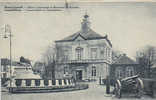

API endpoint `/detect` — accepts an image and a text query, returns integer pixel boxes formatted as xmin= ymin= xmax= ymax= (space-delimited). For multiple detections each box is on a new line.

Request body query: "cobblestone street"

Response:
xmin=2 ymin=82 xmax=155 ymax=100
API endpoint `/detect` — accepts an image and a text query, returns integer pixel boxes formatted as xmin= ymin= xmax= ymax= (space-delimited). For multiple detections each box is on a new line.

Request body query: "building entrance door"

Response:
xmin=76 ymin=70 xmax=82 ymax=81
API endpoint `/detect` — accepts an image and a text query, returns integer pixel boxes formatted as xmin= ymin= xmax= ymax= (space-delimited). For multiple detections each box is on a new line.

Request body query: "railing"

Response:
xmin=7 ymin=79 xmax=75 ymax=87
xmin=56 ymin=59 xmax=111 ymax=64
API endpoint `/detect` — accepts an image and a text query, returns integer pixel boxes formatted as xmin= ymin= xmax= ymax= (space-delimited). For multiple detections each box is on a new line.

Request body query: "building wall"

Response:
xmin=55 ymin=36 xmax=112 ymax=80
xmin=85 ymin=63 xmax=108 ymax=80
xmin=56 ymin=39 xmax=112 ymax=62
xmin=110 ymin=64 xmax=139 ymax=81
xmin=55 ymin=63 xmax=109 ymax=80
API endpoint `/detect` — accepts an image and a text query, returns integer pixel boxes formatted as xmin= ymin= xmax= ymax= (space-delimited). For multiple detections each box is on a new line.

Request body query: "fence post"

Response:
xmin=66 ymin=79 xmax=69 ymax=85
xmin=40 ymin=80 xmax=44 ymax=87
xmin=56 ymin=80 xmax=59 ymax=86
xmin=48 ymin=80 xmax=52 ymax=86
xmin=70 ymin=79 xmax=73 ymax=86
xmin=62 ymin=79 xmax=65 ymax=86
xmin=31 ymin=80 xmax=35 ymax=87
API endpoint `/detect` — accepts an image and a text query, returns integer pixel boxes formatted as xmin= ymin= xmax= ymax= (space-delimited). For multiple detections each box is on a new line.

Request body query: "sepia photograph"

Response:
xmin=0 ymin=0 xmax=156 ymax=100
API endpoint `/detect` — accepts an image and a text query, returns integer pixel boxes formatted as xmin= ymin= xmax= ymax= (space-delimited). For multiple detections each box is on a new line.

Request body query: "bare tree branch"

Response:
xmin=42 ymin=43 xmax=56 ymax=66
xmin=136 ymin=45 xmax=156 ymax=78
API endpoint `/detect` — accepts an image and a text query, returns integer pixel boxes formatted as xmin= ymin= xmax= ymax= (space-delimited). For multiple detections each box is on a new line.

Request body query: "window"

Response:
xmin=63 ymin=50 xmax=69 ymax=60
xmin=76 ymin=47 xmax=83 ymax=60
xmin=100 ymin=50 xmax=104 ymax=58
xmin=3 ymin=73 xmax=7 ymax=78
xmin=116 ymin=67 xmax=122 ymax=79
xmin=126 ymin=67 xmax=134 ymax=77
xmin=3 ymin=66 xmax=7 ymax=72
xmin=92 ymin=66 xmax=96 ymax=76
xmin=64 ymin=66 xmax=68 ymax=74
xmin=91 ymin=48 xmax=97 ymax=59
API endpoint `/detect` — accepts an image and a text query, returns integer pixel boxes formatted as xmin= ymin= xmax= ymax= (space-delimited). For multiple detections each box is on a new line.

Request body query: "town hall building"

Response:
xmin=55 ymin=14 xmax=112 ymax=81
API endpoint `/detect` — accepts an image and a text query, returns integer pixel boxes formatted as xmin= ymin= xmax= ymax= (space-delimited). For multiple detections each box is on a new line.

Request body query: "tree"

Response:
xmin=41 ymin=43 xmax=56 ymax=79
xmin=136 ymin=45 xmax=156 ymax=78
xmin=42 ymin=44 xmax=56 ymax=65
xmin=112 ymin=49 xmax=124 ymax=63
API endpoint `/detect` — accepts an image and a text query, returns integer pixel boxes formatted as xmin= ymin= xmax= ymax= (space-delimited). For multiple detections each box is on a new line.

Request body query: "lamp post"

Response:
xmin=3 ymin=24 xmax=12 ymax=92
xmin=106 ymin=63 xmax=110 ymax=94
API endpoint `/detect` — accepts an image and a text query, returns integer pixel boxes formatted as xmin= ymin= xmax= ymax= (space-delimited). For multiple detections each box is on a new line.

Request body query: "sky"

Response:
xmin=0 ymin=2 xmax=156 ymax=62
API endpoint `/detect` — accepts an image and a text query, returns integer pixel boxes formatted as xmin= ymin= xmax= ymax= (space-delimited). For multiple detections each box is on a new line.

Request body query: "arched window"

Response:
xmin=126 ymin=67 xmax=134 ymax=77
xmin=75 ymin=47 xmax=83 ymax=60
xmin=116 ymin=67 xmax=122 ymax=79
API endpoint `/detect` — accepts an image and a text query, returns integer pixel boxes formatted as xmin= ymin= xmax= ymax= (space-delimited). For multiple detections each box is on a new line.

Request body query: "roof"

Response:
xmin=113 ymin=54 xmax=138 ymax=65
xmin=55 ymin=29 xmax=112 ymax=47
xmin=55 ymin=14 xmax=112 ymax=47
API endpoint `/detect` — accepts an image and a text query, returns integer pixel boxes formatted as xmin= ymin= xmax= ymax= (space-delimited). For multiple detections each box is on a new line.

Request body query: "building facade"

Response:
xmin=55 ymin=14 xmax=112 ymax=81
xmin=110 ymin=54 xmax=140 ymax=84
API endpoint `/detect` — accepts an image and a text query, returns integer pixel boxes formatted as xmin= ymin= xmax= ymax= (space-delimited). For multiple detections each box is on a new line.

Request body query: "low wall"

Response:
xmin=7 ymin=79 xmax=75 ymax=88
xmin=6 ymin=79 xmax=89 ymax=93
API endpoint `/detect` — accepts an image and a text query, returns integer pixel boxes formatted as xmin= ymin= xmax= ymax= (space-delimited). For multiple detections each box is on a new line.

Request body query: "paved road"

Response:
xmin=1 ymin=82 xmax=155 ymax=100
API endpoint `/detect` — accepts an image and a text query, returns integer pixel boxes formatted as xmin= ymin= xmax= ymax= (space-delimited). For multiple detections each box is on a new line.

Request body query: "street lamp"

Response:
xmin=1 ymin=24 xmax=12 ymax=92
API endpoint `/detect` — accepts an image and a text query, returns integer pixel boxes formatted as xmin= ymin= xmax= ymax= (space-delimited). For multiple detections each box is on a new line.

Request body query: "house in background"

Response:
xmin=1 ymin=58 xmax=32 ymax=85
xmin=1 ymin=58 xmax=10 ymax=85
xmin=33 ymin=62 xmax=45 ymax=75
xmin=110 ymin=54 xmax=140 ymax=84
xmin=55 ymin=14 xmax=112 ymax=81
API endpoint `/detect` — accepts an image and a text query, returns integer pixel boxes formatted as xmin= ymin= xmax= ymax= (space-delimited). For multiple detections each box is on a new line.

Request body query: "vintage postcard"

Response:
xmin=0 ymin=0 xmax=156 ymax=100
